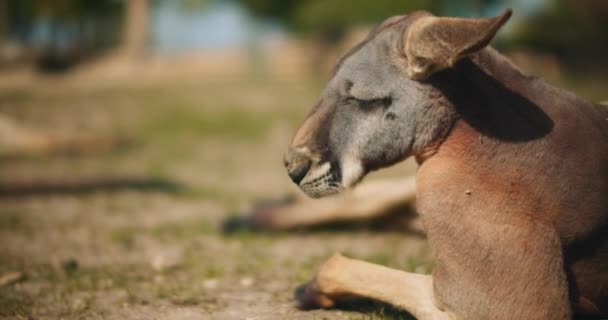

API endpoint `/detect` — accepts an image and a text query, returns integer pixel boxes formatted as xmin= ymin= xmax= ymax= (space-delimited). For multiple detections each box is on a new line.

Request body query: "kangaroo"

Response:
xmin=283 ymin=9 xmax=608 ymax=319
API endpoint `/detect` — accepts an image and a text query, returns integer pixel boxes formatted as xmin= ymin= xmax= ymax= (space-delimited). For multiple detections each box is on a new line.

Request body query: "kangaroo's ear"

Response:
xmin=403 ymin=9 xmax=512 ymax=80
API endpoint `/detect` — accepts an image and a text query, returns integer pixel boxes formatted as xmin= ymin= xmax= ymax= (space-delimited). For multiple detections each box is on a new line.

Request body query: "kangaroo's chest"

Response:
xmin=416 ymin=115 xmax=608 ymax=242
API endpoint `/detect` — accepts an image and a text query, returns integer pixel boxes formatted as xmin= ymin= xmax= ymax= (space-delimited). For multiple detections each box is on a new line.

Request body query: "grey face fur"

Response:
xmin=286 ymin=11 xmax=510 ymax=198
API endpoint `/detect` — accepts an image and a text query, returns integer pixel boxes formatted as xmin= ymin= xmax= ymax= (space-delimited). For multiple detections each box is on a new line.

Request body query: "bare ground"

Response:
xmin=0 ymin=72 xmax=426 ymax=320
xmin=1 ymin=61 xmax=607 ymax=320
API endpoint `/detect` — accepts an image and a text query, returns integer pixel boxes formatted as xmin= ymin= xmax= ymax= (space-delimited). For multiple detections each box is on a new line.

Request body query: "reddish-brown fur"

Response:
xmin=417 ymin=49 xmax=608 ymax=316
xmin=283 ymin=9 xmax=608 ymax=319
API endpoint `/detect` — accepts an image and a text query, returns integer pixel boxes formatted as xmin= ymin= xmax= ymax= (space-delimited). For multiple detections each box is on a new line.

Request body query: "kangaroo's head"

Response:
xmin=285 ymin=9 xmax=512 ymax=198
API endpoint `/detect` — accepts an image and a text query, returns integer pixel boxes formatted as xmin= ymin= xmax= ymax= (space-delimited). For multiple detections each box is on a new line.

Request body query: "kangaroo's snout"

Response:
xmin=285 ymin=149 xmax=312 ymax=185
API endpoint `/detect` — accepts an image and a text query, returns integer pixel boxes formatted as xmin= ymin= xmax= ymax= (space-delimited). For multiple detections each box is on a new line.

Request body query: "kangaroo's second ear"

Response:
xmin=402 ymin=9 xmax=512 ymax=80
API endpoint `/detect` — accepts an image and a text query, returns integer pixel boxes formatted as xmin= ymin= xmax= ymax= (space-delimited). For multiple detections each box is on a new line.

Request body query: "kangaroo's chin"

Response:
xmin=298 ymin=162 xmax=342 ymax=198
xmin=339 ymin=156 xmax=365 ymax=189
xmin=301 ymin=184 xmax=343 ymax=198
xmin=297 ymin=158 xmax=365 ymax=198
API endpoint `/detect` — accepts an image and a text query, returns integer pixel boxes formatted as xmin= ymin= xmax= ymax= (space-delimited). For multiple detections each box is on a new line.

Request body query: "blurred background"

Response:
xmin=0 ymin=1 xmax=606 ymax=319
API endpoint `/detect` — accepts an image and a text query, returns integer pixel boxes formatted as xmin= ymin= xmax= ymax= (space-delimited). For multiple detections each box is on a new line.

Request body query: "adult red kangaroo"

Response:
xmin=283 ymin=9 xmax=608 ymax=320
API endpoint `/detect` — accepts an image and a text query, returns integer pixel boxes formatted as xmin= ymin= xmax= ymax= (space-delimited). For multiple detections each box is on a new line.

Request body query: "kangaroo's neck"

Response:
xmin=413 ymin=48 xmax=555 ymax=166
xmin=470 ymin=47 xmax=534 ymax=89
xmin=436 ymin=49 xmax=552 ymax=140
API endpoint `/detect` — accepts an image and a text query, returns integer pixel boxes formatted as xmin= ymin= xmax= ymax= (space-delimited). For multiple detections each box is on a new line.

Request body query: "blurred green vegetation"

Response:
xmin=5 ymin=0 xmax=123 ymax=70
xmin=3 ymin=0 xmax=608 ymax=73
xmin=11 ymin=0 xmax=121 ymax=19
xmin=242 ymin=0 xmax=436 ymax=38
xmin=509 ymin=0 xmax=608 ymax=69
xmin=242 ymin=0 xmax=608 ymax=71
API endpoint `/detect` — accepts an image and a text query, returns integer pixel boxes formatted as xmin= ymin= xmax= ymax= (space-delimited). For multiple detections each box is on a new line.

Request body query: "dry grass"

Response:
xmin=0 ymin=70 xmax=422 ymax=320
xmin=1 ymin=61 xmax=605 ymax=319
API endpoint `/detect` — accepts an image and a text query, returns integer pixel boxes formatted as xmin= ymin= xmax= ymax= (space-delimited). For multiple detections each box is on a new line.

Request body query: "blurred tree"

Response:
xmin=509 ymin=0 xmax=608 ymax=71
xmin=242 ymin=0 xmax=608 ymax=73
xmin=240 ymin=0 xmax=522 ymax=42
xmin=174 ymin=0 xmax=211 ymax=12
xmin=123 ymin=0 xmax=150 ymax=58
xmin=240 ymin=0 xmax=304 ymax=25
xmin=0 ymin=0 xmax=6 ymax=45
xmin=5 ymin=0 xmax=122 ymax=46
xmin=34 ymin=0 xmax=122 ymax=20
xmin=241 ymin=0 xmax=532 ymax=74
xmin=4 ymin=0 xmax=123 ymax=71
xmin=27 ymin=0 xmax=152 ymax=59
xmin=242 ymin=0 xmax=441 ymax=39
xmin=293 ymin=0 xmax=434 ymax=39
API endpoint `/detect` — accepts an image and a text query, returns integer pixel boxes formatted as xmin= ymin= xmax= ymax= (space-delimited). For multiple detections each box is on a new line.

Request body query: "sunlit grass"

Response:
xmin=1 ymin=70 xmax=603 ymax=319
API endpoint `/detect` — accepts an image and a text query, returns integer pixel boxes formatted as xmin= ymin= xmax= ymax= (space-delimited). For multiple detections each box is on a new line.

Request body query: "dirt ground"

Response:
xmin=1 ymin=62 xmax=606 ymax=320
xmin=0 ymin=70 xmax=430 ymax=320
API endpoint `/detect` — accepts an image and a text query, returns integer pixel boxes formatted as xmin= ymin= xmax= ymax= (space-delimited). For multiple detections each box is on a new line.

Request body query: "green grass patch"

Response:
xmin=110 ymin=218 xmax=215 ymax=248
xmin=149 ymin=219 xmax=215 ymax=239
xmin=0 ymin=87 xmax=34 ymax=104
xmin=110 ymin=228 xmax=136 ymax=250
xmin=0 ymin=210 xmax=31 ymax=235
xmin=143 ymin=108 xmax=274 ymax=142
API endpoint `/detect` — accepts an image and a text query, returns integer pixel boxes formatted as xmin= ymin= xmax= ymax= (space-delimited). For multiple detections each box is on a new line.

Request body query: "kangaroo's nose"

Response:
xmin=284 ymin=149 xmax=312 ymax=185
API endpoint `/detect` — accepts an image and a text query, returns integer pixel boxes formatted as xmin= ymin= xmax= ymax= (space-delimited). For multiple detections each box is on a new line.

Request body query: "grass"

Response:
xmin=0 ymin=288 xmax=33 ymax=317
xmin=110 ymin=218 xmax=215 ymax=248
xmin=9 ymin=69 xmax=606 ymax=319
xmin=0 ymin=73 xmax=426 ymax=319
xmin=0 ymin=210 xmax=29 ymax=234
xmin=144 ymin=108 xmax=275 ymax=141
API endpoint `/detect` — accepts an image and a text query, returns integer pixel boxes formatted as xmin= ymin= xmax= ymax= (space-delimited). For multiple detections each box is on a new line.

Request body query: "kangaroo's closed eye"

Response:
xmin=346 ymin=96 xmax=392 ymax=109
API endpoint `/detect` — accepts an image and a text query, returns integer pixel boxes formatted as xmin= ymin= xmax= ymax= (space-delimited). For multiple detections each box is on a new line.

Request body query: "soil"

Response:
xmin=0 ymin=70 xmax=426 ymax=320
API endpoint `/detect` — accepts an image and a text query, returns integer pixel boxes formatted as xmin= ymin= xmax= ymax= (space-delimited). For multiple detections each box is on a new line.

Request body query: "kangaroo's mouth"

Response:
xmin=298 ymin=162 xmax=343 ymax=198
xmin=298 ymin=158 xmax=364 ymax=198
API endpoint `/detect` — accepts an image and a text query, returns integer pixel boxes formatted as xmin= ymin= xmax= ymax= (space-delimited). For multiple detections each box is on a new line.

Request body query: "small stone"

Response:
xmin=203 ymin=279 xmax=219 ymax=289
xmin=239 ymin=277 xmax=254 ymax=287
xmin=0 ymin=271 xmax=23 ymax=286
xmin=101 ymin=278 xmax=114 ymax=289
xmin=151 ymin=250 xmax=182 ymax=272
xmin=465 ymin=189 xmax=472 ymax=195
xmin=154 ymin=275 xmax=165 ymax=284
xmin=71 ymin=298 xmax=88 ymax=312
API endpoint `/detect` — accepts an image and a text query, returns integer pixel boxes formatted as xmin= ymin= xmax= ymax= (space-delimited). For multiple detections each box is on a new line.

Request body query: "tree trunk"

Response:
xmin=0 ymin=0 xmax=7 ymax=46
xmin=123 ymin=0 xmax=150 ymax=58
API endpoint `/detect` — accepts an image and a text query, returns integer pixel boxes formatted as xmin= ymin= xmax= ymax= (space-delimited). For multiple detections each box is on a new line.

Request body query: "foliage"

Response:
xmin=6 ymin=0 xmax=124 ymax=60
xmin=241 ymin=0 xmax=608 ymax=70
xmin=509 ymin=0 xmax=608 ymax=66
xmin=292 ymin=0 xmax=433 ymax=33
xmin=241 ymin=0 xmax=438 ymax=34
xmin=10 ymin=0 xmax=122 ymax=20
xmin=239 ymin=0 xmax=304 ymax=22
xmin=240 ymin=0 xmax=522 ymax=34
